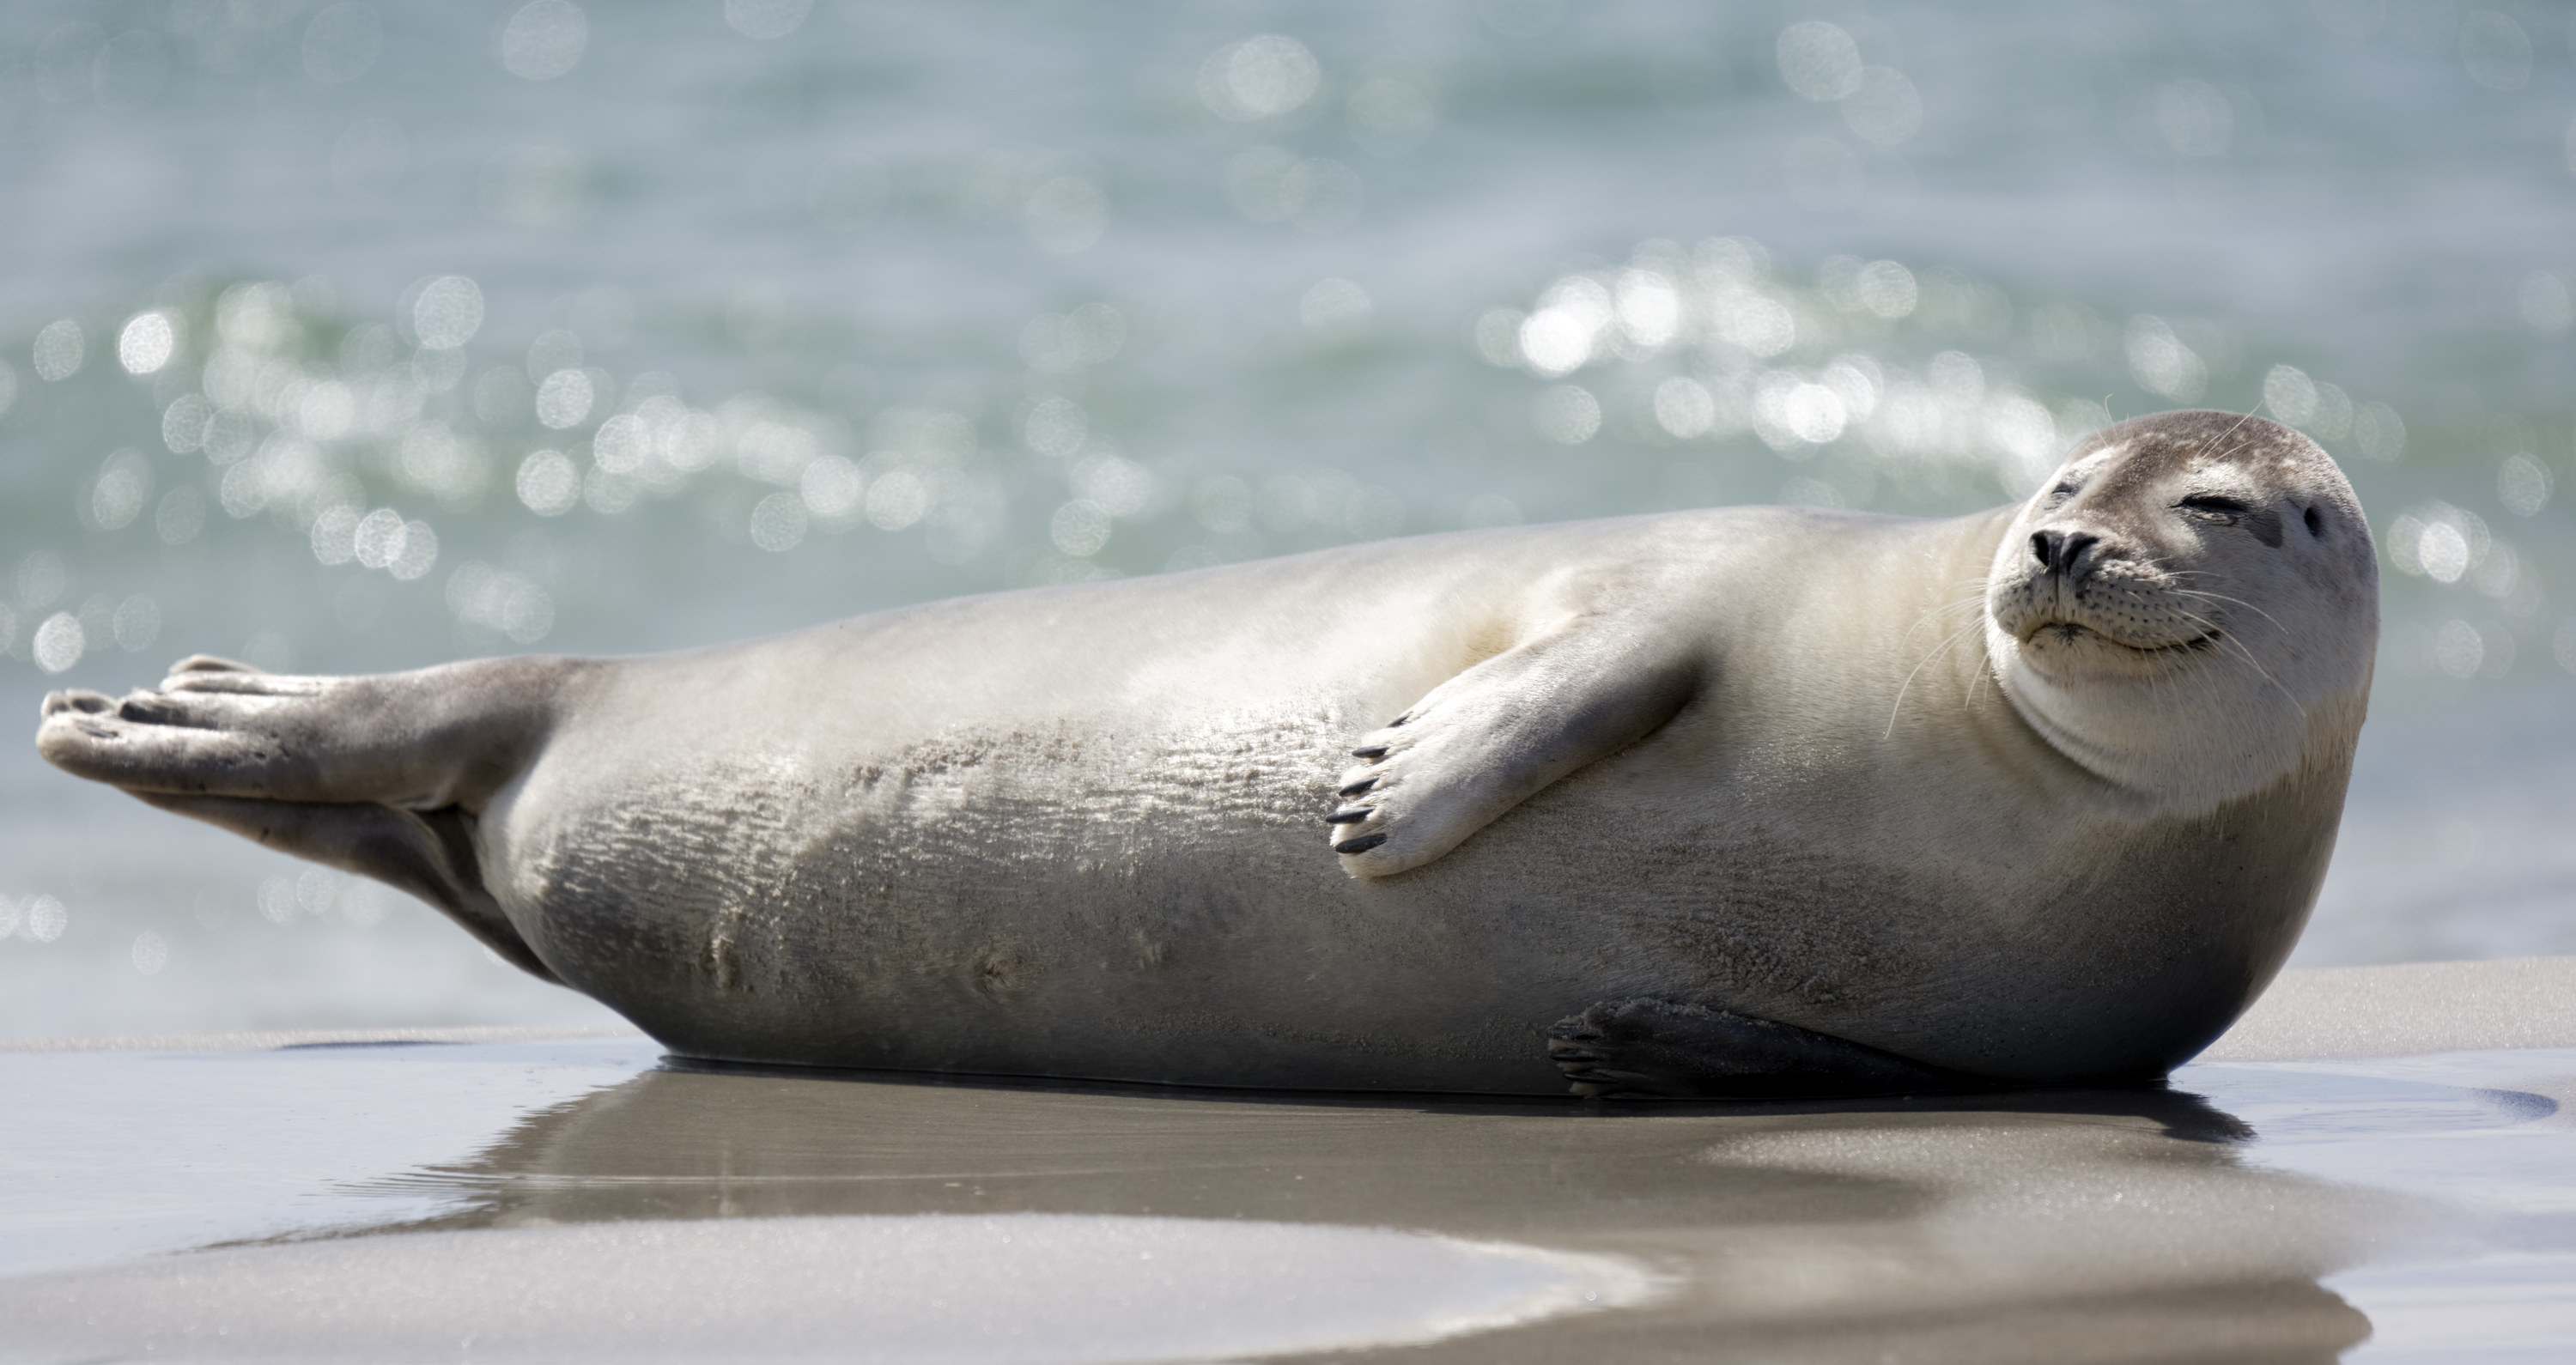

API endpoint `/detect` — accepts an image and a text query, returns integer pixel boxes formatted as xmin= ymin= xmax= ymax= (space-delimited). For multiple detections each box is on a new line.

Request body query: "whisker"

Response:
xmin=2171 ymin=606 xmax=2306 ymax=718
xmin=1886 ymin=615 xmax=1989 ymax=741
xmin=2169 ymin=587 xmax=2289 ymax=637
xmin=1894 ymin=575 xmax=1994 ymax=653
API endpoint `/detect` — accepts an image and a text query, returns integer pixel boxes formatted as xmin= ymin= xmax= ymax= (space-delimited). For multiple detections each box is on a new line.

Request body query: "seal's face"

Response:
xmin=1984 ymin=411 xmax=2378 ymax=806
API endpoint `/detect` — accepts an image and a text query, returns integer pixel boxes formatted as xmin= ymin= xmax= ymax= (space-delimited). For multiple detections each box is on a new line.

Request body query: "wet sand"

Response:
xmin=5 ymin=962 xmax=2576 ymax=1362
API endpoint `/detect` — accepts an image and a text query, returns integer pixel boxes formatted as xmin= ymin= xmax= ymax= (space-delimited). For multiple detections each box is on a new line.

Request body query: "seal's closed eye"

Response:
xmin=2178 ymin=493 xmax=2282 ymax=546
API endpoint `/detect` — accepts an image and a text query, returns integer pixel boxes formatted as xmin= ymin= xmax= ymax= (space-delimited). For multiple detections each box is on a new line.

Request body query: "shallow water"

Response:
xmin=4 ymin=1037 xmax=2576 ymax=1361
xmin=3 ymin=3 xmax=2575 ymax=1033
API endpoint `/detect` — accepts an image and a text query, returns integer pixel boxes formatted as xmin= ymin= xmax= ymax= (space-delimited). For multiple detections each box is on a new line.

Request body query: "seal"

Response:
xmin=34 ymin=410 xmax=2377 ymax=1096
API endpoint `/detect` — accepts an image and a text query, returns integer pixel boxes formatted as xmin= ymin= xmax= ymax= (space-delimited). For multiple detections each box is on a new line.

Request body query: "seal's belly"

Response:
xmin=480 ymin=708 xmax=1595 ymax=1089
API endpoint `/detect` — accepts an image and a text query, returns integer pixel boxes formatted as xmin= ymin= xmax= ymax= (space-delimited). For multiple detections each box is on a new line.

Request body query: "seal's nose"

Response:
xmin=2030 ymin=529 xmax=2101 ymax=579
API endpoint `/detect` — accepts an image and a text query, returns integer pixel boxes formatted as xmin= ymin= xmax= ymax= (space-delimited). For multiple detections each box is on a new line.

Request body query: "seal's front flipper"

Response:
xmin=1546 ymin=998 xmax=1984 ymax=1099
xmin=1328 ymin=622 xmax=1698 ymax=877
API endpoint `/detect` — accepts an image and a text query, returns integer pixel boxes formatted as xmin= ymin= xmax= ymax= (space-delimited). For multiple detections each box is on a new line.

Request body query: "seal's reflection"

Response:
xmin=355 ymin=1064 xmax=2375 ymax=1363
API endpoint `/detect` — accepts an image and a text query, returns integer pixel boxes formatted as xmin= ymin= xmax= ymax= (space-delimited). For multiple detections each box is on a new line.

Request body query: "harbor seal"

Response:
xmin=34 ymin=410 xmax=2376 ymax=1096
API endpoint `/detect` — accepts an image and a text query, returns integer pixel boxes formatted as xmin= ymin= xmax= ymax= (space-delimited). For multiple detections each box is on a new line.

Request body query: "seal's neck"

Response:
xmin=1984 ymin=621 xmax=2354 ymax=811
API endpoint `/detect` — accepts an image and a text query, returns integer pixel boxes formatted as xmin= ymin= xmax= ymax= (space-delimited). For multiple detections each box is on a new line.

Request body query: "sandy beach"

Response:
xmin=3 ymin=957 xmax=2574 ymax=1362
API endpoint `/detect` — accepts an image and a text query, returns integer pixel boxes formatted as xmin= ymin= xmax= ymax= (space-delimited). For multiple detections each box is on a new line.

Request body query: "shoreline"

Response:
xmin=11 ymin=956 xmax=2575 ymax=1065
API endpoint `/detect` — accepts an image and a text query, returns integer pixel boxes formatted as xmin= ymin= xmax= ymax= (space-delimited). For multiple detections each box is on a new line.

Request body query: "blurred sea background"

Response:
xmin=2 ymin=0 xmax=2573 ymax=1036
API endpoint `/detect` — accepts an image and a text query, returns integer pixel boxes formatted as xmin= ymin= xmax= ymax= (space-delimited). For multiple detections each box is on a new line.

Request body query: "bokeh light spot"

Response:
xmin=1199 ymin=35 xmax=1321 ymax=121
xmin=89 ymin=450 xmax=153 ymax=531
xmin=1299 ymin=278 xmax=1372 ymax=332
xmin=516 ymin=451 xmax=580 ymax=517
xmin=1024 ymin=397 xmax=1088 ymax=458
xmin=447 ymin=562 xmax=556 ymax=644
xmin=155 ymin=487 xmax=204 ymax=545
xmin=2420 ymin=522 xmax=2470 ymax=583
xmin=117 ymin=312 xmax=176 ymax=375
xmin=33 ymin=612 xmax=83 ymax=674
xmin=800 ymin=455 xmax=863 ymax=522
xmin=1347 ymin=78 xmax=1436 ymax=156
xmin=24 ymin=895 xmax=66 ymax=943
xmin=33 ymin=319 xmax=84 ymax=382
xmin=411 ymin=276 xmax=485 ymax=350
xmin=725 ymin=0 xmax=812 ymax=40
xmin=112 ymin=595 xmax=158 ymax=653
xmin=2498 ymin=452 xmax=2551 ymax=516
xmin=2433 ymin=619 xmax=2484 ymax=677
xmin=2124 ymin=316 xmax=2206 ymax=402
xmin=1777 ymin=21 xmax=1862 ymax=101
xmin=500 ymin=0 xmax=587 ymax=81
xmin=750 ymin=492 xmax=809 ymax=552
xmin=1461 ymin=494 xmax=1522 ymax=529
xmin=2352 ymin=402 xmax=2407 ymax=462
xmin=1855 ymin=261 xmax=1918 ymax=318
xmin=2458 ymin=9 xmax=2530 ymax=90
xmin=1050 ymin=500 xmax=1112 ymax=557
xmin=866 ymin=470 xmax=928 ymax=531
xmin=1533 ymin=385 xmax=1601 ymax=445
xmin=1843 ymin=68 xmax=1922 ymax=145
xmin=353 ymin=509 xmax=406 ymax=570
xmin=1654 ymin=377 xmax=1716 ymax=439
xmin=2263 ymin=365 xmax=2318 ymax=425
xmin=534 ymin=369 xmax=596 ymax=429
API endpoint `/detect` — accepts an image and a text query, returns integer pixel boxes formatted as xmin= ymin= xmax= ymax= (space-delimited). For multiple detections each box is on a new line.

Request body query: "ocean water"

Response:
xmin=1 ymin=0 xmax=2572 ymax=1034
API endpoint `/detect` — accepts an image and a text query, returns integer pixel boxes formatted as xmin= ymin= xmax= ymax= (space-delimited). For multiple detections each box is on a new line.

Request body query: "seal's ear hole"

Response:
xmin=2302 ymin=506 xmax=2324 ymax=539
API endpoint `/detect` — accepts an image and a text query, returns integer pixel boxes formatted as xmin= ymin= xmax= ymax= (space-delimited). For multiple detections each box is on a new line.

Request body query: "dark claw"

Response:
xmin=1387 ymin=713 xmax=1409 ymax=727
xmin=119 ymin=694 xmax=185 ymax=724
xmin=75 ymin=720 xmax=118 ymax=738
xmin=1334 ymin=832 xmax=1389 ymax=856
xmin=1337 ymin=775 xmax=1378 ymax=798
xmin=1350 ymin=744 xmax=1389 ymax=760
xmin=1323 ymin=805 xmax=1374 ymax=825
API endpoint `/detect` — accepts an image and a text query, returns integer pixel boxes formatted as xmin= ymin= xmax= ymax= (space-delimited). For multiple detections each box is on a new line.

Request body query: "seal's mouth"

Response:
xmin=2014 ymin=616 xmax=2220 ymax=655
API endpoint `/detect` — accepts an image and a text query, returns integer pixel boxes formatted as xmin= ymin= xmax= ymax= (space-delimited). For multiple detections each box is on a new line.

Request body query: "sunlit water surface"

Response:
xmin=3 ymin=2 xmax=2576 ymax=1034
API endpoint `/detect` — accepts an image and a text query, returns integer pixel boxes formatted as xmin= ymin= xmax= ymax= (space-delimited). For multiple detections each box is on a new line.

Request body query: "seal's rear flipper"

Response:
xmin=1547 ymin=998 xmax=1987 ymax=1099
xmin=35 ymin=655 xmax=573 ymax=811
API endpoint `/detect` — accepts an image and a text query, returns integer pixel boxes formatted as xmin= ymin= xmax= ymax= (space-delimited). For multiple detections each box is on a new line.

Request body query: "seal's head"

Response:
xmin=1984 ymin=410 xmax=2378 ymax=807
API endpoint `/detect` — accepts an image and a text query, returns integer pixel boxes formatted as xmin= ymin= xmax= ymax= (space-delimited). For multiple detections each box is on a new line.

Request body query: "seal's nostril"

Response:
xmin=2033 ymin=529 xmax=2102 ymax=579
xmin=2059 ymin=531 xmax=2101 ymax=579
